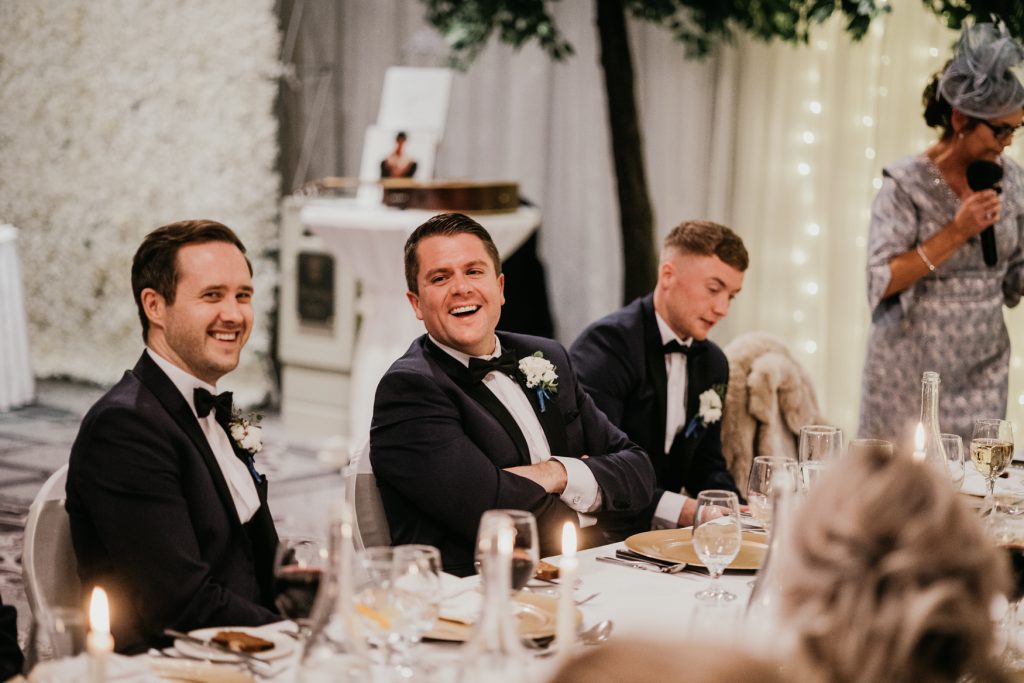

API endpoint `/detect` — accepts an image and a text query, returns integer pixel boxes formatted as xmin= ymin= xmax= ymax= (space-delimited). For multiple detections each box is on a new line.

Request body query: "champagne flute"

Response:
xmin=971 ymin=418 xmax=1014 ymax=502
xmin=798 ymin=425 xmax=843 ymax=463
xmin=692 ymin=490 xmax=742 ymax=602
xmin=475 ymin=510 xmax=538 ymax=592
xmin=940 ymin=433 xmax=966 ymax=491
xmin=273 ymin=537 xmax=325 ymax=624
xmin=746 ymin=456 xmax=797 ymax=533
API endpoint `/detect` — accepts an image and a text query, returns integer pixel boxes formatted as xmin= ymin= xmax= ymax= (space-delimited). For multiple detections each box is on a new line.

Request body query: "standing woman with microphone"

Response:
xmin=859 ymin=23 xmax=1024 ymax=446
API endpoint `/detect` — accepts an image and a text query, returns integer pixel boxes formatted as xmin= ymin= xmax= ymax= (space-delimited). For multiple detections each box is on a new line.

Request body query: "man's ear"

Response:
xmin=498 ymin=273 xmax=505 ymax=306
xmin=140 ymin=288 xmax=166 ymax=330
xmin=407 ymin=290 xmax=424 ymax=321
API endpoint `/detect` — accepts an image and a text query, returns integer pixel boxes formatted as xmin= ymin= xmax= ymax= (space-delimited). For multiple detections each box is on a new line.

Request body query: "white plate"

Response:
xmin=174 ymin=626 xmax=296 ymax=663
xmin=961 ymin=462 xmax=1024 ymax=497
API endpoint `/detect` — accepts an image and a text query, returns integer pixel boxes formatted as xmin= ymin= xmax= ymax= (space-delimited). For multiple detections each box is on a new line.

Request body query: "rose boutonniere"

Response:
xmin=228 ymin=408 xmax=263 ymax=455
xmin=684 ymin=384 xmax=726 ymax=438
xmin=518 ymin=351 xmax=558 ymax=412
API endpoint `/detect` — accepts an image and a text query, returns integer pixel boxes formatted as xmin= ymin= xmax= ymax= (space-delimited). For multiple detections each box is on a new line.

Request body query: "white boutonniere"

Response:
xmin=518 ymin=352 xmax=558 ymax=412
xmin=228 ymin=408 xmax=263 ymax=455
xmin=684 ymin=384 xmax=726 ymax=438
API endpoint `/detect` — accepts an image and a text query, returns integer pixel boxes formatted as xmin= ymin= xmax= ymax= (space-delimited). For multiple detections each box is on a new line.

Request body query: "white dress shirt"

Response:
xmin=651 ymin=313 xmax=692 ymax=529
xmin=430 ymin=336 xmax=601 ymax=525
xmin=146 ymin=348 xmax=261 ymax=523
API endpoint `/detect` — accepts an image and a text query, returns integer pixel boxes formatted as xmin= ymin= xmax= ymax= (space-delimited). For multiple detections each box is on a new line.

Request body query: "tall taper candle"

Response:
xmin=913 ymin=422 xmax=926 ymax=463
xmin=87 ymin=587 xmax=114 ymax=683
xmin=556 ymin=522 xmax=578 ymax=662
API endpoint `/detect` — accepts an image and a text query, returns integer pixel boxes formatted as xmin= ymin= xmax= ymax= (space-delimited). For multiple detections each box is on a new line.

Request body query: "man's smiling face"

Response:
xmin=407 ymin=232 xmax=504 ymax=357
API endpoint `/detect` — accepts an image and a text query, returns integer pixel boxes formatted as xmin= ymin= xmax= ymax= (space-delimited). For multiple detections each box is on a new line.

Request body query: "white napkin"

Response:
xmin=29 ymin=654 xmax=159 ymax=682
xmin=438 ymin=572 xmax=482 ymax=624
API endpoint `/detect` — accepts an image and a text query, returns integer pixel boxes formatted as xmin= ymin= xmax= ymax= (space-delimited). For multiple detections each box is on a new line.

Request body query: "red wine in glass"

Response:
xmin=274 ymin=565 xmax=322 ymax=619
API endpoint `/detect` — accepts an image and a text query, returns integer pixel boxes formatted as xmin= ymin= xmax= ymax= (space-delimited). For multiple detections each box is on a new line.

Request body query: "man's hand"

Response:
xmin=677 ymin=497 xmax=697 ymax=527
xmin=505 ymin=459 xmax=568 ymax=494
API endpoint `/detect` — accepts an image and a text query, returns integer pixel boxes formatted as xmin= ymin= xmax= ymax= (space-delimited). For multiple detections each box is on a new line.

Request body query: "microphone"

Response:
xmin=966 ymin=160 xmax=1003 ymax=267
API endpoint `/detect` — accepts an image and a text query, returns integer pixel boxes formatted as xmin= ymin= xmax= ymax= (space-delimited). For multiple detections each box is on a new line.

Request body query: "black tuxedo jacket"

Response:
xmin=369 ymin=332 xmax=655 ymax=575
xmin=570 ymin=294 xmax=740 ymax=533
xmin=66 ymin=352 xmax=279 ymax=654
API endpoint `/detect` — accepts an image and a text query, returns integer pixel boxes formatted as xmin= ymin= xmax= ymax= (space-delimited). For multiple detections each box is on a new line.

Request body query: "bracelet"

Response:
xmin=915 ymin=243 xmax=936 ymax=272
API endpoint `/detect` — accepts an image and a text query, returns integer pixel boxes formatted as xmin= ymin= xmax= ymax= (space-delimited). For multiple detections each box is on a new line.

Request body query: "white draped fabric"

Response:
xmin=333 ymin=2 xmax=1024 ymax=438
xmin=0 ymin=225 xmax=35 ymax=412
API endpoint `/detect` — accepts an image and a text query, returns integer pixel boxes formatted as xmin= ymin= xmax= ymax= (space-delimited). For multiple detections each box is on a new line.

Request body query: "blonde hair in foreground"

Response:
xmin=779 ymin=447 xmax=1011 ymax=683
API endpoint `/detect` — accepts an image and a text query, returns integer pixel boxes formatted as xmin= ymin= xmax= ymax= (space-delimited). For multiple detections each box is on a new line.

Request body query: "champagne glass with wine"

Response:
xmin=971 ymin=418 xmax=1014 ymax=502
xmin=273 ymin=537 xmax=325 ymax=625
xmin=692 ymin=490 xmax=742 ymax=602
xmin=475 ymin=510 xmax=538 ymax=592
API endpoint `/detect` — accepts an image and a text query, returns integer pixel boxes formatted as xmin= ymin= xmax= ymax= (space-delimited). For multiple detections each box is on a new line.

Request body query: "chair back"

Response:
xmin=344 ymin=440 xmax=391 ymax=549
xmin=23 ymin=465 xmax=81 ymax=618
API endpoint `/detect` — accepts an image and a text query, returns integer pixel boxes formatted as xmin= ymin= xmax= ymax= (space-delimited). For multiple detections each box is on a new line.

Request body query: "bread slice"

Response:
xmin=535 ymin=559 xmax=560 ymax=581
xmin=211 ymin=630 xmax=275 ymax=653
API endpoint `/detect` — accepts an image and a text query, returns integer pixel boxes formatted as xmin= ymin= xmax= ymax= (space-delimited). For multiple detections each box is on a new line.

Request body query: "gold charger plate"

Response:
xmin=426 ymin=590 xmax=581 ymax=642
xmin=625 ymin=527 xmax=768 ymax=571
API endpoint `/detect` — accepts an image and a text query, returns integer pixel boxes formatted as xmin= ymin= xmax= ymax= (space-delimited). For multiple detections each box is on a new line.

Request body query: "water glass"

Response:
xmin=798 ymin=425 xmax=843 ymax=463
xmin=746 ymin=456 xmax=797 ymax=532
xmin=798 ymin=460 xmax=830 ymax=492
xmin=940 ymin=433 xmax=966 ymax=491
xmin=692 ymin=490 xmax=742 ymax=602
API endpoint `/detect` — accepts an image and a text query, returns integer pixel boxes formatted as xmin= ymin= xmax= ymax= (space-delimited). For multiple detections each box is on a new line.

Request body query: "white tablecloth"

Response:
xmin=0 ymin=225 xmax=34 ymax=412
xmin=300 ymin=200 xmax=541 ymax=444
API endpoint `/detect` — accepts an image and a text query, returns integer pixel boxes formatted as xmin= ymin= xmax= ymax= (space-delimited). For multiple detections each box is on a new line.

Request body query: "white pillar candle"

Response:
xmin=913 ymin=422 xmax=926 ymax=463
xmin=556 ymin=522 xmax=578 ymax=662
xmin=87 ymin=587 xmax=114 ymax=683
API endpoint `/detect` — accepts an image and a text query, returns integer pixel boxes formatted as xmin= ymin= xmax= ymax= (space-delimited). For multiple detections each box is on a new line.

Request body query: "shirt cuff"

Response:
xmin=553 ymin=456 xmax=602 ymax=513
xmin=652 ymin=490 xmax=686 ymax=529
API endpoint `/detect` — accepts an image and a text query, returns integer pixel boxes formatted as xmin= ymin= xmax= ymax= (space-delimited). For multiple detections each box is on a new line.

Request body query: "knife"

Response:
xmin=597 ymin=556 xmax=666 ymax=572
xmin=614 ymin=550 xmax=691 ymax=573
xmin=164 ymin=629 xmax=272 ymax=671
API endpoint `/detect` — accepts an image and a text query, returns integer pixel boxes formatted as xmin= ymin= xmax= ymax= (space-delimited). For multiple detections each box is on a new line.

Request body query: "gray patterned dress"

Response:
xmin=859 ymin=154 xmax=1024 ymax=446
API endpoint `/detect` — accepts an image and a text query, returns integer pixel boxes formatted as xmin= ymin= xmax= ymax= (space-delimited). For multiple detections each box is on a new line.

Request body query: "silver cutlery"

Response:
xmin=164 ymin=628 xmax=273 ymax=674
xmin=527 ymin=619 xmax=614 ymax=655
xmin=613 ymin=550 xmax=691 ymax=573
xmin=597 ymin=556 xmax=680 ymax=573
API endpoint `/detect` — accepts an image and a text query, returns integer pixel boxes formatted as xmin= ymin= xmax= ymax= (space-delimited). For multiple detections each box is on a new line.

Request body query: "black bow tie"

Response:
xmin=467 ymin=350 xmax=519 ymax=383
xmin=663 ymin=340 xmax=693 ymax=356
xmin=194 ymin=387 xmax=233 ymax=422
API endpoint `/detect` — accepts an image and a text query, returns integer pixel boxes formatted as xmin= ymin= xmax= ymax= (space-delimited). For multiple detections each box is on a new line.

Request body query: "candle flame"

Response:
xmin=914 ymin=423 xmax=925 ymax=452
xmin=90 ymin=587 xmax=110 ymax=636
xmin=497 ymin=526 xmax=513 ymax=555
xmin=561 ymin=522 xmax=576 ymax=558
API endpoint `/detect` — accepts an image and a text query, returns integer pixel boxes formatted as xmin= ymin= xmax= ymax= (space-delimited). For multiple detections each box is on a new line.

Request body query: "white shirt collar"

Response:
xmin=428 ymin=335 xmax=502 ymax=367
xmin=146 ymin=348 xmax=217 ymax=416
xmin=653 ymin=311 xmax=692 ymax=349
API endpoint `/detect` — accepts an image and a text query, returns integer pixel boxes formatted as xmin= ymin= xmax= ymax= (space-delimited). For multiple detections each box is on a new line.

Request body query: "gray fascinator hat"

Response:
xmin=939 ymin=22 xmax=1024 ymax=119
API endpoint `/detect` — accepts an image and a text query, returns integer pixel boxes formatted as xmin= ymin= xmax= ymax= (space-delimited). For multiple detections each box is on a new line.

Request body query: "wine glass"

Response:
xmin=746 ymin=456 xmax=797 ymax=533
xmin=940 ymin=433 xmax=966 ymax=491
xmin=848 ymin=438 xmax=893 ymax=458
xmin=354 ymin=545 xmax=442 ymax=674
xmin=988 ymin=498 xmax=1024 ymax=668
xmin=798 ymin=425 xmax=843 ymax=463
xmin=475 ymin=509 xmax=538 ymax=592
xmin=971 ymin=418 xmax=1014 ymax=502
xmin=692 ymin=490 xmax=742 ymax=602
xmin=273 ymin=537 xmax=325 ymax=625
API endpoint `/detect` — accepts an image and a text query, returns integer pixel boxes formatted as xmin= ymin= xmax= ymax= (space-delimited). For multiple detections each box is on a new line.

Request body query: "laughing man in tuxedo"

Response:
xmin=370 ymin=213 xmax=655 ymax=575
xmin=66 ymin=220 xmax=279 ymax=653
xmin=570 ymin=220 xmax=747 ymax=535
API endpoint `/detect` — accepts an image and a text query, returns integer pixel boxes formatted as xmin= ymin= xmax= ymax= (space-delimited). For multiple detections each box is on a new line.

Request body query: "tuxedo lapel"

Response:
xmin=499 ymin=336 xmax=569 ymax=458
xmin=131 ymin=353 xmax=243 ymax=530
xmin=684 ymin=341 xmax=713 ymax=428
xmin=640 ymin=299 xmax=669 ymax=455
xmin=425 ymin=340 xmax=532 ymax=466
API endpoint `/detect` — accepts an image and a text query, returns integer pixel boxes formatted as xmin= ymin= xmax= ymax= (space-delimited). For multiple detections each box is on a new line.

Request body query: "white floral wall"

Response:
xmin=0 ymin=1 xmax=281 ymax=403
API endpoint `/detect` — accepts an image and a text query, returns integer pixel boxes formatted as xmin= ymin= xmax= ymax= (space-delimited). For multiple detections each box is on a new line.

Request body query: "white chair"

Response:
xmin=344 ymin=440 xmax=391 ymax=549
xmin=23 ymin=465 xmax=82 ymax=618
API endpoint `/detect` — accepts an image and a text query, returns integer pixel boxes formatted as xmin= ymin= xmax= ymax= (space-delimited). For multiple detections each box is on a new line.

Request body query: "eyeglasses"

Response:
xmin=976 ymin=119 xmax=1024 ymax=143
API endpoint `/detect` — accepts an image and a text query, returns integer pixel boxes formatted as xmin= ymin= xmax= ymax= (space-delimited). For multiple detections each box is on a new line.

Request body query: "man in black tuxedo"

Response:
xmin=66 ymin=220 xmax=279 ymax=653
xmin=570 ymin=220 xmax=747 ymax=534
xmin=370 ymin=213 xmax=655 ymax=575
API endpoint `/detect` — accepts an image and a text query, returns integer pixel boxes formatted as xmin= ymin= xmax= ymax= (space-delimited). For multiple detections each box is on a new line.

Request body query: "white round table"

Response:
xmin=0 ymin=224 xmax=34 ymax=412
xmin=300 ymin=200 xmax=541 ymax=445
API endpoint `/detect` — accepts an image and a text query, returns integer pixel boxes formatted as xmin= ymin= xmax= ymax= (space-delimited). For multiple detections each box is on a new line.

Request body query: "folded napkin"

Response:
xmin=147 ymin=656 xmax=255 ymax=682
xmin=29 ymin=654 xmax=159 ymax=682
xmin=439 ymin=572 xmax=482 ymax=624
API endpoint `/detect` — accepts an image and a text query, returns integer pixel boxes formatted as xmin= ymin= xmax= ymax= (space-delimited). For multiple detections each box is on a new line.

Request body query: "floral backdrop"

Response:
xmin=0 ymin=1 xmax=281 ymax=403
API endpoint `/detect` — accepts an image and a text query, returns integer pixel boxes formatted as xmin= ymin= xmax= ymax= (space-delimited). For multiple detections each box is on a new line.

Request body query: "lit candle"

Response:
xmin=913 ymin=422 xmax=926 ymax=463
xmin=556 ymin=522 xmax=578 ymax=661
xmin=87 ymin=587 xmax=114 ymax=682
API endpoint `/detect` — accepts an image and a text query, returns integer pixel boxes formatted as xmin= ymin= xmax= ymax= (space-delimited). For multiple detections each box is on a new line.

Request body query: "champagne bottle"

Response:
xmin=919 ymin=371 xmax=950 ymax=478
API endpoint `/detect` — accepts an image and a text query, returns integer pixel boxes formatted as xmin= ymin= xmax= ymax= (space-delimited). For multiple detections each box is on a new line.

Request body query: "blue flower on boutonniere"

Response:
xmin=684 ymin=384 xmax=726 ymax=438
xmin=518 ymin=352 xmax=559 ymax=412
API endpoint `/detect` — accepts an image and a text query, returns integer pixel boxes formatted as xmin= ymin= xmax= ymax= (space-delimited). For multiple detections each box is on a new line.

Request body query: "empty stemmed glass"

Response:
xmin=940 ymin=433 xmax=966 ymax=491
xmin=692 ymin=490 xmax=742 ymax=602
xmin=746 ymin=456 xmax=797 ymax=533
xmin=354 ymin=544 xmax=442 ymax=676
xmin=475 ymin=510 xmax=538 ymax=593
xmin=798 ymin=425 xmax=843 ymax=463
xmin=971 ymin=419 xmax=1015 ymax=503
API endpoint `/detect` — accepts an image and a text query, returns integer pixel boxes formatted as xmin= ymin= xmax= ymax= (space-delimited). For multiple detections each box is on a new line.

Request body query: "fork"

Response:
xmin=613 ymin=550 xmax=691 ymax=573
